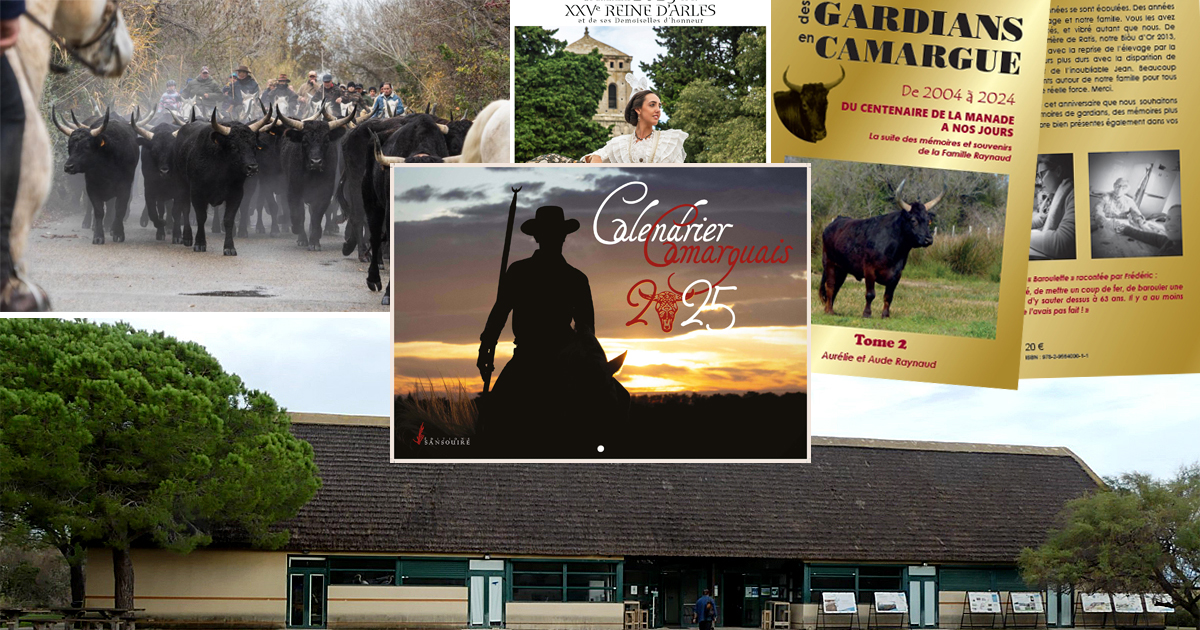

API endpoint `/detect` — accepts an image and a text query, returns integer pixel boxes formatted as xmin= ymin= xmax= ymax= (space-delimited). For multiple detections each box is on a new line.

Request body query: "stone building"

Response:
xmin=565 ymin=28 xmax=634 ymax=138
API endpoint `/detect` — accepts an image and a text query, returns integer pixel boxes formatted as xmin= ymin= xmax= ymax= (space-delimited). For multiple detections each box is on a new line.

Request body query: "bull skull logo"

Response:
xmin=626 ymin=273 xmax=711 ymax=333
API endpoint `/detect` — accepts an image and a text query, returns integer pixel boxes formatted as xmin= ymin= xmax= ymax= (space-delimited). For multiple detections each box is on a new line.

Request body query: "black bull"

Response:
xmin=773 ymin=66 xmax=845 ymax=143
xmin=819 ymin=191 xmax=942 ymax=319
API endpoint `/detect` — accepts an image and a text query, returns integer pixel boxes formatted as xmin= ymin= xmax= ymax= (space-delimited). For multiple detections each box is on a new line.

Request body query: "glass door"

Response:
xmin=1047 ymin=586 xmax=1074 ymax=627
xmin=907 ymin=569 xmax=937 ymax=628
xmin=469 ymin=559 xmax=505 ymax=627
xmin=287 ymin=560 xmax=328 ymax=629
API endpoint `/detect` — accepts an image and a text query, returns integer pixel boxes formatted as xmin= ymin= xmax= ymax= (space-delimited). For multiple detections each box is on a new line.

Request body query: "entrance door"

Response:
xmin=469 ymin=560 xmax=505 ymax=627
xmin=907 ymin=567 xmax=937 ymax=628
xmin=663 ymin=574 xmax=681 ymax=626
xmin=287 ymin=567 xmax=327 ymax=628
xmin=1047 ymin=586 xmax=1074 ymax=627
xmin=723 ymin=574 xmax=745 ymax=628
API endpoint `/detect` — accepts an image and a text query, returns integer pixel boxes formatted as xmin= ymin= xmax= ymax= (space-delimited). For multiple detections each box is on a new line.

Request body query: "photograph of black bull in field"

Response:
xmin=774 ymin=65 xmax=845 ymax=143
xmin=820 ymin=180 xmax=941 ymax=319
xmin=802 ymin=158 xmax=1007 ymax=340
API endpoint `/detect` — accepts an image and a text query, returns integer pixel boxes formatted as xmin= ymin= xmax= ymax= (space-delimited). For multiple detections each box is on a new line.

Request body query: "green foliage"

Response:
xmin=808 ymin=157 xmax=1009 ymax=231
xmin=1019 ymin=468 xmax=1200 ymax=625
xmin=0 ymin=319 xmax=320 ymax=561
xmin=641 ymin=27 xmax=764 ymax=113
xmin=645 ymin=27 xmax=766 ymax=163
xmin=514 ymin=27 xmax=611 ymax=162
xmin=516 ymin=25 xmax=565 ymax=60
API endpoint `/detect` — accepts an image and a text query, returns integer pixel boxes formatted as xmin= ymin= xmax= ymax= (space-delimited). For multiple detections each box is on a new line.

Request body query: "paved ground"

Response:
xmin=22 ymin=202 xmax=389 ymax=312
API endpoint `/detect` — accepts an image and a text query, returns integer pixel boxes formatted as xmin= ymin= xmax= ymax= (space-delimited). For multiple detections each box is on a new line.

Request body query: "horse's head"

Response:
xmin=50 ymin=0 xmax=134 ymax=77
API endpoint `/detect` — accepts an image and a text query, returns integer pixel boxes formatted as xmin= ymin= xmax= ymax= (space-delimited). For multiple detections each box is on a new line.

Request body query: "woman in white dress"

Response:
xmin=582 ymin=75 xmax=688 ymax=164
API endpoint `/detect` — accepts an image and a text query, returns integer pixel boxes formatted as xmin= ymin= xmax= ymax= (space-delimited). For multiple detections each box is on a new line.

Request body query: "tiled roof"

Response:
xmin=279 ymin=419 xmax=1100 ymax=563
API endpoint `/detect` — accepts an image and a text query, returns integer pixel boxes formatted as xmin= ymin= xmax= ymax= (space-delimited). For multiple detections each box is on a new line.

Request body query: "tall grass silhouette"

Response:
xmin=395 ymin=376 xmax=478 ymax=440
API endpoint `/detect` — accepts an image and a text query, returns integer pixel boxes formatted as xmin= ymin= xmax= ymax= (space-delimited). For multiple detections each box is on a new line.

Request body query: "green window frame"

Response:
xmin=306 ymin=556 xmax=469 ymax=587
xmin=939 ymin=567 xmax=1029 ymax=592
xmin=510 ymin=560 xmax=621 ymax=603
xmin=806 ymin=565 xmax=905 ymax=605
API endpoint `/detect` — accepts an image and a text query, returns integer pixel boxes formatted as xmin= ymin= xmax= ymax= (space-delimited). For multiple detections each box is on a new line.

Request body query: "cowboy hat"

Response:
xmin=521 ymin=206 xmax=579 ymax=237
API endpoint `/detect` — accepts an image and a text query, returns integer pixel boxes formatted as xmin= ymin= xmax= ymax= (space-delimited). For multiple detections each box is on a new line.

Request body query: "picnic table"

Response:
xmin=0 ymin=609 xmax=142 ymax=630
xmin=53 ymin=608 xmax=142 ymax=630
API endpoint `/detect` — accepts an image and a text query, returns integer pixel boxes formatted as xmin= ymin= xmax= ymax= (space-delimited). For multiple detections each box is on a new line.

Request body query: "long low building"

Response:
xmin=86 ymin=413 xmax=1103 ymax=629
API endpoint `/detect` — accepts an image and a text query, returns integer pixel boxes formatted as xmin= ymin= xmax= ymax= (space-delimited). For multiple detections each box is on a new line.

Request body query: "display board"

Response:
xmin=1143 ymin=594 xmax=1175 ymax=614
xmin=1020 ymin=0 xmax=1200 ymax=377
xmin=823 ymin=592 xmax=859 ymax=614
xmin=1080 ymin=593 xmax=1114 ymax=613
xmin=874 ymin=592 xmax=908 ymax=614
xmin=968 ymin=592 xmax=1003 ymax=614
xmin=1010 ymin=592 xmax=1045 ymax=614
xmin=775 ymin=0 xmax=1052 ymax=388
xmin=1112 ymin=593 xmax=1145 ymax=614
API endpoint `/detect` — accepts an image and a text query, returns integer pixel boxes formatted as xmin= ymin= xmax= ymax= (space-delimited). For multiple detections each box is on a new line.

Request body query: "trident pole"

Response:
xmin=482 ymin=186 xmax=521 ymax=394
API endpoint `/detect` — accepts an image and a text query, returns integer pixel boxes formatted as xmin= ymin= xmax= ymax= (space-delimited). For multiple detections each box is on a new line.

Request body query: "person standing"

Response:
xmin=693 ymin=589 xmax=718 ymax=630
xmin=371 ymin=82 xmax=403 ymax=118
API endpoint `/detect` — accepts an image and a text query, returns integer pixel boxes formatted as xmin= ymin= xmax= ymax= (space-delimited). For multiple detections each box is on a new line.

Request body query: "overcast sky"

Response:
xmin=88 ymin=315 xmax=391 ymax=417
xmin=812 ymin=372 xmax=1200 ymax=480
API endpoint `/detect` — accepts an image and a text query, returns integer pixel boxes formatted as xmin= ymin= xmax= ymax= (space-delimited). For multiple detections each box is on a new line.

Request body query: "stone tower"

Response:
xmin=565 ymin=28 xmax=634 ymax=138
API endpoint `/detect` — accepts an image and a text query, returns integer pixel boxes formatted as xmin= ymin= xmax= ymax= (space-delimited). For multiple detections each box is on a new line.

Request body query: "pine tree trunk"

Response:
xmin=57 ymin=543 xmax=87 ymax=607
xmin=112 ymin=548 xmax=135 ymax=609
xmin=70 ymin=560 xmax=86 ymax=607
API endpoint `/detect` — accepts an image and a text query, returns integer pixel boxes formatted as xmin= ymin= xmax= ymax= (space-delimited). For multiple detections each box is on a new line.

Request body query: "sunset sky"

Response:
xmin=393 ymin=166 xmax=808 ymax=395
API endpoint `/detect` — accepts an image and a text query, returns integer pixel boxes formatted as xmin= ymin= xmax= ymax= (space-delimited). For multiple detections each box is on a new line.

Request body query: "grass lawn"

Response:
xmin=810 ymin=262 xmax=1000 ymax=339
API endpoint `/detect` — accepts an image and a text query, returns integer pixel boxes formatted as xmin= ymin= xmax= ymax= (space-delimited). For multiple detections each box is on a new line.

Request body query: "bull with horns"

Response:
xmin=172 ymin=108 xmax=274 ymax=255
xmin=278 ymin=101 xmax=358 ymax=251
xmin=52 ymin=106 xmax=140 ymax=245
xmin=773 ymin=65 xmax=845 ymax=143
xmin=819 ymin=180 xmax=943 ymax=319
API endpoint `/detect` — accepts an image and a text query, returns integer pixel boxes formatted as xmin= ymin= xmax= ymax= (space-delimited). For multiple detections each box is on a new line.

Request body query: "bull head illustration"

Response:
xmin=774 ymin=65 xmax=845 ymax=143
xmin=626 ymin=273 xmax=711 ymax=333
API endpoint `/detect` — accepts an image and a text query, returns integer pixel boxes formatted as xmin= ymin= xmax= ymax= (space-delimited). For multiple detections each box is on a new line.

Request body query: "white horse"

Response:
xmin=5 ymin=0 xmax=132 ymax=309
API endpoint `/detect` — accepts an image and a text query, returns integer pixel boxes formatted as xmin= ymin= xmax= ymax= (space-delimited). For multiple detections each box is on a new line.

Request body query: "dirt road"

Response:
xmin=22 ymin=204 xmax=388 ymax=312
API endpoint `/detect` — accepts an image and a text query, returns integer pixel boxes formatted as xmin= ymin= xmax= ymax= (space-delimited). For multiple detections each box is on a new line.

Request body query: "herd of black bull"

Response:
xmin=51 ymin=101 xmax=474 ymax=305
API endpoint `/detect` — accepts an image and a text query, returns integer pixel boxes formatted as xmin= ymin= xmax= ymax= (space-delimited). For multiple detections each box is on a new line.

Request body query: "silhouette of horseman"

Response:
xmin=477 ymin=205 xmax=628 ymax=453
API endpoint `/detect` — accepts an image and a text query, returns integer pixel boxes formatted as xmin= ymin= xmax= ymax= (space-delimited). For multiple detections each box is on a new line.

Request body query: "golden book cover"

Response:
xmin=773 ymin=0 xmax=1052 ymax=388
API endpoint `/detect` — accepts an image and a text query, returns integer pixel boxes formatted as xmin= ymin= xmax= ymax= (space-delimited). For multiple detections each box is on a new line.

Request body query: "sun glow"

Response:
xmin=395 ymin=326 xmax=806 ymax=395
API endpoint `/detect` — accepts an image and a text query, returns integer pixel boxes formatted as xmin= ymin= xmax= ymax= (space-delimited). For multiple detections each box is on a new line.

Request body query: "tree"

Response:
xmin=640 ymin=27 xmax=764 ymax=116
xmin=514 ymin=27 xmax=611 ymax=162
xmin=1019 ymin=468 xmax=1200 ymax=629
xmin=329 ymin=0 xmax=509 ymax=116
xmin=655 ymin=29 xmax=766 ymax=163
xmin=0 ymin=319 xmax=320 ymax=609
